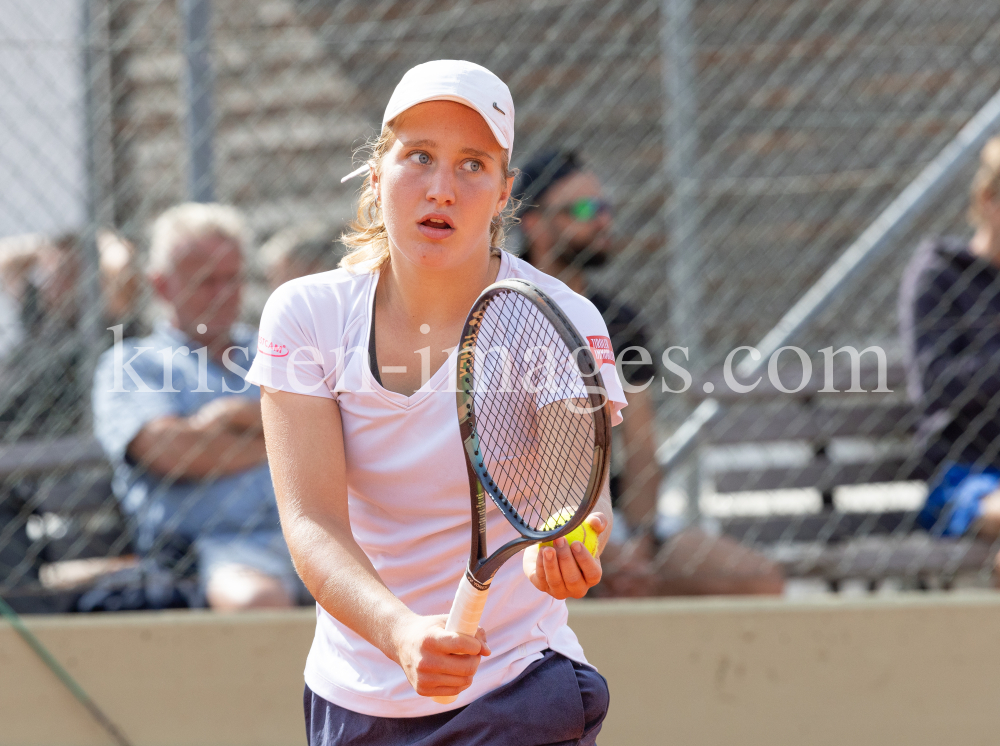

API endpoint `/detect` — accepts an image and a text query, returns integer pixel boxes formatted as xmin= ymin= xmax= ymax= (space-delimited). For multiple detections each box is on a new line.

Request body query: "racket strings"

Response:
xmin=470 ymin=290 xmax=597 ymax=532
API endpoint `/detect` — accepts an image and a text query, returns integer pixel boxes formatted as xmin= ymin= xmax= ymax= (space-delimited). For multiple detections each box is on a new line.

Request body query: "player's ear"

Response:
xmin=495 ymin=174 xmax=514 ymax=215
xmin=369 ymin=162 xmax=381 ymax=205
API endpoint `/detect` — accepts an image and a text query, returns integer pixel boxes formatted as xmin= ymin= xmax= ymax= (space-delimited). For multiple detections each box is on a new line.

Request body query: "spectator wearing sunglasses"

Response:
xmin=514 ymin=149 xmax=784 ymax=597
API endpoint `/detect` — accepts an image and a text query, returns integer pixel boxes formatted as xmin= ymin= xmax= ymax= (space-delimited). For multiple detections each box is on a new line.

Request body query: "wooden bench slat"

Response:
xmin=0 ymin=587 xmax=81 ymax=614
xmin=0 ymin=436 xmax=107 ymax=480
xmin=0 ymin=437 xmax=126 ymax=562
xmin=721 ymin=510 xmax=917 ymax=543
xmin=33 ymin=477 xmax=116 ymax=512
xmin=774 ymin=536 xmax=996 ymax=580
xmin=707 ymin=402 xmax=915 ymax=444
xmin=712 ymin=456 xmax=929 ymax=493
xmin=690 ymin=360 xmax=908 ymax=403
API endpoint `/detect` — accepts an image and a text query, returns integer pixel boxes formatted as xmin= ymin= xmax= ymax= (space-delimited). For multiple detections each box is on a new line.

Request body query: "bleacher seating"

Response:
xmin=688 ymin=358 xmax=998 ymax=588
xmin=0 ymin=436 xmax=135 ymax=612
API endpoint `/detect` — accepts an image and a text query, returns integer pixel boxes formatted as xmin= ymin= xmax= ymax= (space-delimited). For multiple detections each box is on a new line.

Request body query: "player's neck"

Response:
xmin=380 ymin=246 xmax=501 ymax=329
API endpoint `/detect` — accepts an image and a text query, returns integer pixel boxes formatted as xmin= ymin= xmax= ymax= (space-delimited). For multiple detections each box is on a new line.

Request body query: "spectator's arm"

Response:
xmin=93 ymin=340 xmax=266 ymax=480
xmin=186 ymin=395 xmax=263 ymax=434
xmin=127 ymin=416 xmax=266 ymax=480
xmin=616 ymin=386 xmax=662 ymax=534
xmin=127 ymin=399 xmax=266 ymax=480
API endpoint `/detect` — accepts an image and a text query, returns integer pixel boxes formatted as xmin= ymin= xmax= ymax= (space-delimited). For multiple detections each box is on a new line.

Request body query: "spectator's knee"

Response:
xmin=655 ymin=529 xmax=786 ymax=596
xmin=205 ymin=564 xmax=294 ymax=610
xmin=742 ymin=563 xmax=785 ymax=596
xmin=710 ymin=555 xmax=785 ymax=596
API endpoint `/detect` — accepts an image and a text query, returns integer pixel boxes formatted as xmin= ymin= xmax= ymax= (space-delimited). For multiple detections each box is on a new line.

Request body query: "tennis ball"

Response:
xmin=539 ymin=508 xmax=598 ymax=557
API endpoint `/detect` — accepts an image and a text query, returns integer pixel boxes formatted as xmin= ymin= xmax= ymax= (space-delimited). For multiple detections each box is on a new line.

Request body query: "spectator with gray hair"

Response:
xmin=258 ymin=223 xmax=342 ymax=290
xmin=92 ymin=202 xmax=303 ymax=610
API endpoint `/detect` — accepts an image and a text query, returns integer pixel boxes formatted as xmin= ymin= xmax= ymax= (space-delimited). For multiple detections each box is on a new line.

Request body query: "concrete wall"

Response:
xmin=2 ymin=595 xmax=999 ymax=746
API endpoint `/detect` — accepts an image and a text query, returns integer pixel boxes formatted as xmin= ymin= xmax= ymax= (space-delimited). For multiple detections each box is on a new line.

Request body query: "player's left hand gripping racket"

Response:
xmin=431 ymin=278 xmax=611 ymax=704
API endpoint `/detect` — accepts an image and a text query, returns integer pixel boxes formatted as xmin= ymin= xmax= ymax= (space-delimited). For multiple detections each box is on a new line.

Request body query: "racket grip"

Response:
xmin=430 ymin=574 xmax=490 ymax=705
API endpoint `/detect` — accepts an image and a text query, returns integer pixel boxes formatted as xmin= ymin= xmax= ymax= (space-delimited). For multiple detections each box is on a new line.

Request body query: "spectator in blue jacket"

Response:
xmin=900 ymin=136 xmax=1000 ymax=547
xmin=93 ymin=203 xmax=301 ymax=609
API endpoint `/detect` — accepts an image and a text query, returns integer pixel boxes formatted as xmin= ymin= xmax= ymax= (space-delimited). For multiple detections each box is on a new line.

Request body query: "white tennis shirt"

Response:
xmin=245 ymin=251 xmax=627 ymax=717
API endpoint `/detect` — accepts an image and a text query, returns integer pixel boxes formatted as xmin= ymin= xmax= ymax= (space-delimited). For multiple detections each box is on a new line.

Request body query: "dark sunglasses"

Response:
xmin=556 ymin=197 xmax=613 ymax=222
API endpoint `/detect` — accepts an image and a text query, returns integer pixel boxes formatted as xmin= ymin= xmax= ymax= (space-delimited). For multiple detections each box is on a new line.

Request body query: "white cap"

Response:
xmin=341 ymin=60 xmax=515 ymax=183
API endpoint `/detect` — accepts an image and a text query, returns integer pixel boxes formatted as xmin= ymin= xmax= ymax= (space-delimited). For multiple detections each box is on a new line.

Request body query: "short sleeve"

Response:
xmin=245 ymin=280 xmax=339 ymax=399
xmin=92 ymin=341 xmax=183 ymax=464
xmin=556 ymin=295 xmax=628 ymax=427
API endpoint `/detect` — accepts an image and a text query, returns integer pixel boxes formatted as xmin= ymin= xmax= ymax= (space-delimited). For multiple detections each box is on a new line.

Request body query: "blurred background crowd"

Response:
xmin=4 ymin=0 xmax=1000 ymax=613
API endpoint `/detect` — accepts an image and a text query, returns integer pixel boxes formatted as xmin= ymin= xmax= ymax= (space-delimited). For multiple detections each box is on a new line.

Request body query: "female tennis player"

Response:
xmin=246 ymin=60 xmax=627 ymax=745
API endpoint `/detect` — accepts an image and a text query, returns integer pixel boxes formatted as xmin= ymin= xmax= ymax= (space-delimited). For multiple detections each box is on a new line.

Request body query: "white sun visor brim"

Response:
xmin=340 ymin=165 xmax=370 ymax=184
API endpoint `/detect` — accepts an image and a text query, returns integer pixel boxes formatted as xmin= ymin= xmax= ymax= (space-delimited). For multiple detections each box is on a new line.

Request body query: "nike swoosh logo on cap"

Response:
xmin=492 ymin=102 xmax=505 ymax=115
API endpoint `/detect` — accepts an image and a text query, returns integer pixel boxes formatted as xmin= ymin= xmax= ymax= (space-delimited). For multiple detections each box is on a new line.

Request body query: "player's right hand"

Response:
xmin=391 ymin=613 xmax=491 ymax=698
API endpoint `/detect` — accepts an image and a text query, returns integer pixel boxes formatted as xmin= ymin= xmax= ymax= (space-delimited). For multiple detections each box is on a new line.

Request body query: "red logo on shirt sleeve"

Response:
xmin=586 ymin=335 xmax=615 ymax=365
xmin=257 ymin=335 xmax=289 ymax=357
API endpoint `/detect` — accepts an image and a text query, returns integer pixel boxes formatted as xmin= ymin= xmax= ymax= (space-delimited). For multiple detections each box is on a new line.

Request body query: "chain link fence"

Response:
xmin=3 ymin=0 xmax=1000 ymax=611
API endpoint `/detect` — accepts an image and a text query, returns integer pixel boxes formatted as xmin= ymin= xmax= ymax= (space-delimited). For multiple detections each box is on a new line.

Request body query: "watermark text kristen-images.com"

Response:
xmin=105 ymin=325 xmax=893 ymax=397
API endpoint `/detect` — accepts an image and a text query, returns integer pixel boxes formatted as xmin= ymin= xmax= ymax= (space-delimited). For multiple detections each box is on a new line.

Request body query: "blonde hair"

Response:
xmin=149 ymin=202 xmax=249 ymax=274
xmin=340 ymin=127 xmax=516 ymax=272
xmin=970 ymin=136 xmax=1000 ymax=227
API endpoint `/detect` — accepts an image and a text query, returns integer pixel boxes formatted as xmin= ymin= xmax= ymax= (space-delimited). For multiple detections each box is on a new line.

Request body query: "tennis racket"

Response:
xmin=431 ymin=278 xmax=612 ymax=704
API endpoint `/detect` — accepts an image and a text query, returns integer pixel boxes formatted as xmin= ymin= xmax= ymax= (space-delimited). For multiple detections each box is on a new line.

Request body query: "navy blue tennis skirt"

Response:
xmin=304 ymin=650 xmax=609 ymax=745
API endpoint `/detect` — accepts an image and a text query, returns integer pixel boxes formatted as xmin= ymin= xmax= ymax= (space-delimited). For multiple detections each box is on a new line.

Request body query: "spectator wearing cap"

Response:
xmin=92 ymin=203 xmax=302 ymax=609
xmin=901 ymin=136 xmax=1000 ymax=554
xmin=514 ymin=149 xmax=784 ymax=596
xmin=259 ymin=223 xmax=343 ymax=291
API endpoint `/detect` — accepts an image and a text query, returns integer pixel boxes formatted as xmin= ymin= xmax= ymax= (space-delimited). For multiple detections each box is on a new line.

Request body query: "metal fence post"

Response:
xmin=661 ymin=0 xmax=702 ymax=518
xmin=80 ymin=0 xmax=115 ymax=427
xmin=181 ymin=0 xmax=216 ymax=203
xmin=656 ymin=84 xmax=1000 ymax=474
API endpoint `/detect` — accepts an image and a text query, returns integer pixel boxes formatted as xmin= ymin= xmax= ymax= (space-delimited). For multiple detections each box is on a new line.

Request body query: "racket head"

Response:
xmin=456 ymin=279 xmax=612 ymax=580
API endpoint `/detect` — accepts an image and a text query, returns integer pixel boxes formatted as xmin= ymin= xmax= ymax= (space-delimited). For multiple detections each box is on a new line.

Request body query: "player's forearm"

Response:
xmin=261 ymin=390 xmax=421 ymax=665
xmin=285 ymin=512 xmax=416 ymax=663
